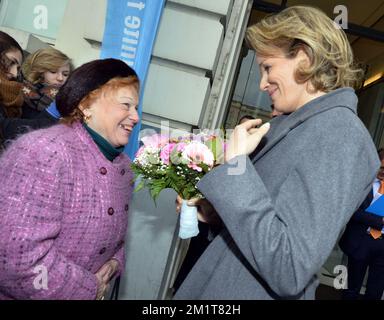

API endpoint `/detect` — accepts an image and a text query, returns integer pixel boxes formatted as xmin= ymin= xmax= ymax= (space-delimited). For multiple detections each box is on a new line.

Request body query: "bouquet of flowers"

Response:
xmin=131 ymin=131 xmax=225 ymax=239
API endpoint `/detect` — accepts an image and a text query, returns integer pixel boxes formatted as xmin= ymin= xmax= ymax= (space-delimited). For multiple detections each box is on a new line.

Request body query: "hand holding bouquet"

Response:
xmin=131 ymin=131 xmax=225 ymax=239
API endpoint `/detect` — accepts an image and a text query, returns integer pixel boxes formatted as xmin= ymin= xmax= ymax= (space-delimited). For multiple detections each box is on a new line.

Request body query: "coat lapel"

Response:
xmin=251 ymin=88 xmax=358 ymax=163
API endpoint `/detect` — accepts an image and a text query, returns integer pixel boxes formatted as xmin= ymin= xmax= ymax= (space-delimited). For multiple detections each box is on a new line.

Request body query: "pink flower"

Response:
xmin=189 ymin=163 xmax=203 ymax=172
xmin=135 ymin=146 xmax=145 ymax=158
xmin=182 ymin=142 xmax=214 ymax=172
xmin=160 ymin=143 xmax=176 ymax=165
xmin=176 ymin=142 xmax=187 ymax=153
xmin=141 ymin=134 xmax=169 ymax=148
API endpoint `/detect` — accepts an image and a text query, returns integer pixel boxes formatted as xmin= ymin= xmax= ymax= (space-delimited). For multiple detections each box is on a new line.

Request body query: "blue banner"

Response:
xmin=100 ymin=0 xmax=165 ymax=159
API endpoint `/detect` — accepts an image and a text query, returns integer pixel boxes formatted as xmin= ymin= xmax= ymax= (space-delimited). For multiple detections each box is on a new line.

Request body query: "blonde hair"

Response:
xmin=22 ymin=47 xmax=72 ymax=84
xmin=61 ymin=76 xmax=139 ymax=125
xmin=246 ymin=6 xmax=364 ymax=91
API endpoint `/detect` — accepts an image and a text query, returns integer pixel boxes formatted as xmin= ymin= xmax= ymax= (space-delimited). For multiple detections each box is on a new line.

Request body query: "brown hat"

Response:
xmin=56 ymin=58 xmax=138 ymax=117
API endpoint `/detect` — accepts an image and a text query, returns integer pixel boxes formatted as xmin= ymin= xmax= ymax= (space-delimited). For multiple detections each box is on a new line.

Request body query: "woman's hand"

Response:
xmin=95 ymin=272 xmax=109 ymax=300
xmin=175 ymin=195 xmax=222 ymax=226
xmin=95 ymin=259 xmax=119 ymax=300
xmin=225 ymin=119 xmax=270 ymax=162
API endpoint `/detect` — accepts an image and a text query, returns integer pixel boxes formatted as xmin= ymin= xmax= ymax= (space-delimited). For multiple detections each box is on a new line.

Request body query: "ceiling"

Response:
xmin=250 ymin=0 xmax=384 ymax=82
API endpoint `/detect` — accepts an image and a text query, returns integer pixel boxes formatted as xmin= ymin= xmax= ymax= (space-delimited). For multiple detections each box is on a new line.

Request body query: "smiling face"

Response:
xmin=43 ymin=62 xmax=70 ymax=87
xmin=83 ymin=82 xmax=140 ymax=148
xmin=4 ymin=49 xmax=22 ymax=80
xmin=256 ymin=48 xmax=325 ymax=113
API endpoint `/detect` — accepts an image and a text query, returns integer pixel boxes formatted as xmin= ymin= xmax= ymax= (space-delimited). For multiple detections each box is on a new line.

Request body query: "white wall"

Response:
xmin=0 ymin=26 xmax=50 ymax=53
xmin=54 ymin=0 xmax=104 ymax=67
xmin=170 ymin=0 xmax=232 ymax=15
xmin=142 ymin=63 xmax=210 ymax=126
xmin=152 ymin=4 xmax=224 ymax=72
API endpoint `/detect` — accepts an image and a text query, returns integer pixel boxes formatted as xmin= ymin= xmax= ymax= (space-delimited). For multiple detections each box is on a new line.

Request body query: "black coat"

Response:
xmin=0 ymin=106 xmax=58 ymax=149
xmin=339 ymin=189 xmax=384 ymax=259
xmin=21 ymin=82 xmax=57 ymax=119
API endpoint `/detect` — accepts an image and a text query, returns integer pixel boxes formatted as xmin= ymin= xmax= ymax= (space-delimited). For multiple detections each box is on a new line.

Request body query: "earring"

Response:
xmin=83 ymin=113 xmax=91 ymax=124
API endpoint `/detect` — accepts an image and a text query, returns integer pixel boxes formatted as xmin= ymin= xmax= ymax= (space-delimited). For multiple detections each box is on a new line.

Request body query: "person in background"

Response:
xmin=0 ymin=31 xmax=24 ymax=119
xmin=21 ymin=47 xmax=72 ymax=119
xmin=174 ymin=5 xmax=379 ymax=300
xmin=339 ymin=148 xmax=384 ymax=300
xmin=0 ymin=32 xmax=55 ymax=149
xmin=0 ymin=58 xmax=139 ymax=299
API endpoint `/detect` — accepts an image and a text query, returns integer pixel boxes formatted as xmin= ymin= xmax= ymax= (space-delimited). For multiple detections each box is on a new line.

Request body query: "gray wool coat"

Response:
xmin=174 ymin=88 xmax=380 ymax=300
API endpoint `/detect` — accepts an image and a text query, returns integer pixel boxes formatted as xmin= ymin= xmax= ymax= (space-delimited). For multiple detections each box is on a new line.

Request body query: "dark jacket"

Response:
xmin=0 ymin=106 xmax=57 ymax=150
xmin=21 ymin=81 xmax=58 ymax=119
xmin=0 ymin=75 xmax=58 ymax=150
xmin=339 ymin=189 xmax=384 ymax=259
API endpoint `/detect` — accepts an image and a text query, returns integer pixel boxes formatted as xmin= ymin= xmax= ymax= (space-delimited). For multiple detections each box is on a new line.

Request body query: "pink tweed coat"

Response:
xmin=0 ymin=122 xmax=133 ymax=299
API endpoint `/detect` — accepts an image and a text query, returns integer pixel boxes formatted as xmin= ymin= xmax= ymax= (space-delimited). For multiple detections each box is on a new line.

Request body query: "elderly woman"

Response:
xmin=21 ymin=47 xmax=71 ymax=119
xmin=174 ymin=6 xmax=379 ymax=300
xmin=0 ymin=58 xmax=139 ymax=299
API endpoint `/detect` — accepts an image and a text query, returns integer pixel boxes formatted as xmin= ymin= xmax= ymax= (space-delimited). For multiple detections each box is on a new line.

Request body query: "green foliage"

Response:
xmin=131 ymin=160 xmax=204 ymax=202
xmin=133 ymin=179 xmax=145 ymax=193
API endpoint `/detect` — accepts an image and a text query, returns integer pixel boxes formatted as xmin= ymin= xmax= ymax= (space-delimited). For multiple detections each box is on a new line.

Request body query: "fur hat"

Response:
xmin=56 ymin=58 xmax=138 ymax=117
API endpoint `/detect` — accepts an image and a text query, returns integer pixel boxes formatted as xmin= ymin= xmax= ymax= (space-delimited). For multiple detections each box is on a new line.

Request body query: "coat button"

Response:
xmin=117 ymin=240 xmax=124 ymax=248
xmin=99 ymin=247 xmax=106 ymax=255
xmin=124 ymin=204 xmax=129 ymax=212
xmin=100 ymin=167 xmax=107 ymax=175
xmin=108 ymin=207 xmax=114 ymax=215
xmin=121 ymin=169 xmax=125 ymax=176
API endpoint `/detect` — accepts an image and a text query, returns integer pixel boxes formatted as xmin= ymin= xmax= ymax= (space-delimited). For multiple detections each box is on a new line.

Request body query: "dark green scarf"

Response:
xmin=83 ymin=123 xmax=124 ymax=161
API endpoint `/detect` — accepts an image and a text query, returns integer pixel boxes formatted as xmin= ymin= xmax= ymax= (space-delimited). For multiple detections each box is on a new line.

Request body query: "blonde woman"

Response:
xmin=175 ymin=5 xmax=379 ymax=300
xmin=21 ymin=47 xmax=71 ymax=119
